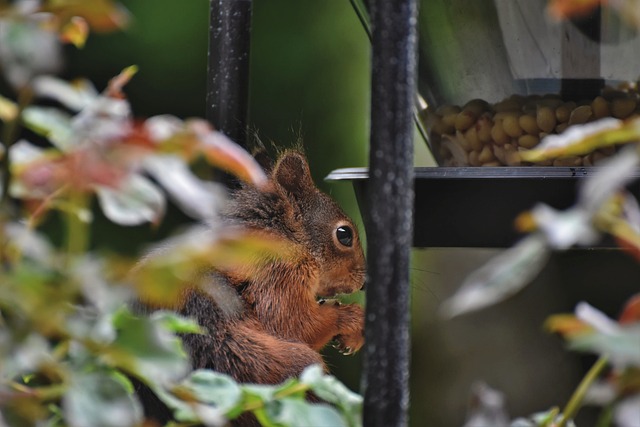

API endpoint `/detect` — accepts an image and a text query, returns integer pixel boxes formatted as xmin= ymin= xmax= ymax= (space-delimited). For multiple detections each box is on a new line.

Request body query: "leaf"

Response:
xmin=529 ymin=204 xmax=599 ymax=249
xmin=32 ymin=76 xmax=98 ymax=113
xmin=300 ymin=365 xmax=362 ymax=426
xmin=63 ymin=371 xmax=143 ymax=427
xmin=3 ymin=334 xmax=52 ymax=379
xmin=510 ymin=408 xmax=570 ymax=427
xmin=71 ymin=256 xmax=132 ymax=314
xmin=150 ymin=311 xmax=203 ymax=335
xmin=59 ymin=16 xmax=89 ymax=48
xmin=0 ymin=18 xmax=63 ymax=89
xmin=95 ymin=173 xmax=166 ymax=226
xmin=441 ymin=234 xmax=551 ymax=318
xmin=463 ymin=382 xmax=509 ymax=427
xmin=519 ymin=118 xmax=635 ymax=163
xmin=619 ymin=294 xmax=640 ymax=324
xmin=143 ymin=154 xmax=224 ymax=220
xmin=594 ymin=193 xmax=640 ymax=260
xmin=3 ymin=222 xmax=54 ymax=265
xmin=551 ymin=302 xmax=640 ymax=368
xmin=21 ymin=107 xmax=73 ymax=150
xmin=614 ymin=395 xmax=640 ymax=427
xmin=576 ymin=302 xmax=621 ymax=335
xmin=545 ymin=315 xmax=593 ymax=337
xmin=0 ymin=94 xmax=18 ymax=121
xmin=144 ymin=115 xmax=183 ymax=141
xmin=262 ymin=398 xmax=347 ymax=427
xmin=569 ymin=324 xmax=640 ymax=368
xmin=188 ymin=123 xmax=268 ymax=189
xmin=547 ymin=0 xmax=603 ymax=20
xmin=133 ymin=225 xmax=291 ymax=306
xmin=178 ymin=370 xmax=242 ymax=413
xmin=577 ymin=146 xmax=640 ymax=216
xmin=105 ymin=309 xmax=190 ymax=385
xmin=40 ymin=0 xmax=131 ymax=33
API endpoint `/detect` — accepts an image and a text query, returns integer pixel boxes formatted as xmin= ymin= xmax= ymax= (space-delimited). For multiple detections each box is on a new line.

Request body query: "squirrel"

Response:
xmin=137 ymin=150 xmax=366 ymax=424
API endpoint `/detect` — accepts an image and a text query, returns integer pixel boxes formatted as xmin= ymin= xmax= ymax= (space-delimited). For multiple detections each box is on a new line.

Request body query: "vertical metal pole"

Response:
xmin=362 ymin=0 xmax=418 ymax=426
xmin=206 ymin=0 xmax=252 ymax=148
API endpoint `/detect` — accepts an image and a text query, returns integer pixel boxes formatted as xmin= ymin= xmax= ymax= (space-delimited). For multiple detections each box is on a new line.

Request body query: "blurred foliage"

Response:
xmin=445 ymin=76 xmax=640 ymax=427
xmin=0 ymin=1 xmax=364 ymax=426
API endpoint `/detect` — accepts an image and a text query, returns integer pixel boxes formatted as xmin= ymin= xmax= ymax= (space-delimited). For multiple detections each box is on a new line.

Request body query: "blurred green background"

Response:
xmin=56 ymin=1 xmax=639 ymax=426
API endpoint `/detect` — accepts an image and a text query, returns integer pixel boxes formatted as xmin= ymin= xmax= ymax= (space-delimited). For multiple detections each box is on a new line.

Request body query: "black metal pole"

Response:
xmin=362 ymin=0 xmax=417 ymax=426
xmin=206 ymin=0 xmax=252 ymax=148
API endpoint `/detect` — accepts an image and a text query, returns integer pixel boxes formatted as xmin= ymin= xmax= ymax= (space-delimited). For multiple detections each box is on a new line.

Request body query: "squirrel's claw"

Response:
xmin=331 ymin=338 xmax=356 ymax=356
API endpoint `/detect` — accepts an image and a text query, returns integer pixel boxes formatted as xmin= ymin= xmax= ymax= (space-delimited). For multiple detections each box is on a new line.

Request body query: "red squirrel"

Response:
xmin=138 ymin=150 xmax=366 ymax=423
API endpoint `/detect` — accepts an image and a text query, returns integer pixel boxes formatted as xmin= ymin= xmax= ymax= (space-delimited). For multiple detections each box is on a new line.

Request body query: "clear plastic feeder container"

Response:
xmin=417 ymin=0 xmax=640 ymax=166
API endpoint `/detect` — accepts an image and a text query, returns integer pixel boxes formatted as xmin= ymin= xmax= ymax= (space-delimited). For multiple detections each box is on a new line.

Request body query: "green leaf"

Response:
xmin=106 ymin=309 xmax=190 ymax=385
xmin=577 ymin=146 xmax=640 ymax=215
xmin=569 ymin=324 xmax=640 ymax=368
xmin=440 ymin=233 xmax=551 ymax=318
xmin=95 ymin=173 xmax=166 ymax=226
xmin=22 ymin=106 xmax=74 ymax=150
xmin=242 ymin=384 xmax=277 ymax=402
xmin=108 ymin=370 xmax=135 ymax=395
xmin=143 ymin=154 xmax=224 ymax=220
xmin=262 ymin=398 xmax=347 ymax=427
xmin=62 ymin=371 xmax=143 ymax=427
xmin=151 ymin=311 xmax=204 ymax=335
xmin=300 ymin=365 xmax=362 ymax=427
xmin=32 ymin=76 xmax=98 ymax=113
xmin=179 ymin=370 xmax=242 ymax=413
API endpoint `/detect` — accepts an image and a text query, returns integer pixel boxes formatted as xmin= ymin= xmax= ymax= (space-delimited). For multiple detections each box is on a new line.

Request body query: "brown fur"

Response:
xmin=138 ymin=150 xmax=366 ymax=425
xmin=220 ymin=151 xmax=366 ymax=353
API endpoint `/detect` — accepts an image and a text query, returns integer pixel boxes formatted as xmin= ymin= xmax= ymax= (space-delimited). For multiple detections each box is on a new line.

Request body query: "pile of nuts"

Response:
xmin=420 ymin=86 xmax=640 ymax=166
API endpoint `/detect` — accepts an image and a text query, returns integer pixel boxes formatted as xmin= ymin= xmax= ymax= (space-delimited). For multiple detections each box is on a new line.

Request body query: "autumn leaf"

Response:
xmin=520 ymin=118 xmax=638 ymax=163
xmin=0 ymin=95 xmax=19 ymax=122
xmin=40 ymin=0 xmax=131 ymax=33
xmin=619 ymin=294 xmax=640 ymax=325
xmin=187 ymin=120 xmax=268 ymax=189
xmin=546 ymin=314 xmax=593 ymax=337
xmin=547 ymin=0 xmax=603 ymax=20
xmin=59 ymin=16 xmax=89 ymax=48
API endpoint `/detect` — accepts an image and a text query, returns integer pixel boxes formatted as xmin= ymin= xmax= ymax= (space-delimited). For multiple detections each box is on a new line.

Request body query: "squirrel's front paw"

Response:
xmin=332 ymin=304 xmax=364 ymax=355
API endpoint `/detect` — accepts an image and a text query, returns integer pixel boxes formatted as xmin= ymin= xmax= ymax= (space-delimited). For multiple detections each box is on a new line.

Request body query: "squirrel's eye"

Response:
xmin=336 ymin=226 xmax=353 ymax=247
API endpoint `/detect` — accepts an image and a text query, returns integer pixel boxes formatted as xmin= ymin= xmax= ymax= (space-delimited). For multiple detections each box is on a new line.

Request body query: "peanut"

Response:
xmin=537 ymin=107 xmax=556 ymax=133
xmin=502 ymin=114 xmax=523 ymax=138
xmin=611 ymin=97 xmax=637 ymax=119
xmin=568 ymin=105 xmax=592 ymax=126
xmin=519 ymin=114 xmax=539 ymax=135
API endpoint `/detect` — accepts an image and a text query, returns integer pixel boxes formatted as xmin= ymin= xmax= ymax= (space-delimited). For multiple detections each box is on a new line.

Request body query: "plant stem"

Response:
xmin=557 ymin=355 xmax=609 ymax=427
xmin=64 ymin=190 xmax=90 ymax=257
xmin=8 ymin=381 xmax=66 ymax=401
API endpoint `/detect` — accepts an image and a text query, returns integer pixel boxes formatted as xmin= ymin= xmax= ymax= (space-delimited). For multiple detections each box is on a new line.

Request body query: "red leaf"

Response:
xmin=545 ymin=314 xmax=593 ymax=337
xmin=40 ymin=0 xmax=130 ymax=33
xmin=619 ymin=294 xmax=640 ymax=324
xmin=548 ymin=0 xmax=605 ymax=20
xmin=615 ymin=235 xmax=640 ymax=262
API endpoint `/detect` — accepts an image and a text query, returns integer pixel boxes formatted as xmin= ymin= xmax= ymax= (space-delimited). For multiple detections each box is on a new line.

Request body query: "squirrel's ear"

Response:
xmin=273 ymin=152 xmax=315 ymax=198
xmin=253 ymin=148 xmax=274 ymax=173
